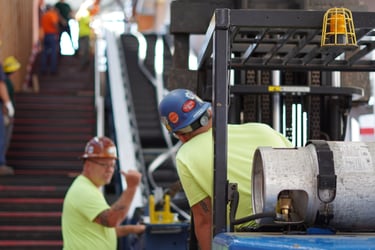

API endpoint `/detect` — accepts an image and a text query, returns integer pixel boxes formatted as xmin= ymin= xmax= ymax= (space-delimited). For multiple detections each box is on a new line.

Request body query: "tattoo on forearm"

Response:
xmin=113 ymin=204 xmax=126 ymax=211
xmin=98 ymin=205 xmax=127 ymax=226
xmin=99 ymin=209 xmax=110 ymax=226
xmin=199 ymin=201 xmax=209 ymax=213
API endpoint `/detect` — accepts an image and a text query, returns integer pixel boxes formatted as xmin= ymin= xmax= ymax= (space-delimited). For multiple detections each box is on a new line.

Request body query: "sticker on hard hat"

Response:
xmin=168 ymin=112 xmax=179 ymax=124
xmin=161 ymin=117 xmax=172 ymax=131
xmin=185 ymin=90 xmax=196 ymax=99
xmin=182 ymin=100 xmax=196 ymax=112
xmin=107 ymin=146 xmax=117 ymax=155
xmin=87 ymin=146 xmax=94 ymax=154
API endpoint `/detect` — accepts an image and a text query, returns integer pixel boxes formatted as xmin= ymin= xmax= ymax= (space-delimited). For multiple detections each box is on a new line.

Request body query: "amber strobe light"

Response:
xmin=321 ymin=7 xmax=357 ymax=49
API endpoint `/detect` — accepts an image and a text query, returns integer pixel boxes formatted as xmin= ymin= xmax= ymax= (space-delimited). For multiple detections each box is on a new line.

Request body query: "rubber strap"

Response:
xmin=307 ymin=140 xmax=337 ymax=203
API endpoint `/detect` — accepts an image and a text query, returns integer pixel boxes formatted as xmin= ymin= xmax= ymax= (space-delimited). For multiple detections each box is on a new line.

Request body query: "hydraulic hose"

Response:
xmin=231 ymin=212 xmax=276 ymax=226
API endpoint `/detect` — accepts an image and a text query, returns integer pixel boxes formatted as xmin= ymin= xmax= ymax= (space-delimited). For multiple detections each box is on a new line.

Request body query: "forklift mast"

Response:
xmin=169 ymin=1 xmax=375 ymax=242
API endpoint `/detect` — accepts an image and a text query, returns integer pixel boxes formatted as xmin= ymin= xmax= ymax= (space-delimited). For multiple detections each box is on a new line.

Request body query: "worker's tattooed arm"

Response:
xmin=95 ymin=205 xmax=127 ymax=227
xmin=94 ymin=170 xmax=141 ymax=227
xmin=191 ymin=196 xmax=212 ymax=250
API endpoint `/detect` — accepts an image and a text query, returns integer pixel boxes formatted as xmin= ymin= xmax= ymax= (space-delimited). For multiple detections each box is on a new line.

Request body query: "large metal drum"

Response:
xmin=252 ymin=141 xmax=375 ymax=230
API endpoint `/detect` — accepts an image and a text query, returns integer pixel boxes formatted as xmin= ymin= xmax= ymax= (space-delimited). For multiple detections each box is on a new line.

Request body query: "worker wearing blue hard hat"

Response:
xmin=159 ymin=88 xmax=293 ymax=250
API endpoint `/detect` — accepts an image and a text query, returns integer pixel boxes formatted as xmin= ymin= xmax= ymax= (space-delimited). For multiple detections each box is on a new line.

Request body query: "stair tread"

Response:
xmin=10 ymin=134 xmax=92 ymax=140
xmin=0 ymin=225 xmax=61 ymax=230
xmin=6 ymin=161 xmax=81 ymax=169
xmin=0 ymin=239 xmax=63 ymax=250
xmin=0 ymin=211 xmax=61 ymax=216
xmin=0 ymin=240 xmax=62 ymax=245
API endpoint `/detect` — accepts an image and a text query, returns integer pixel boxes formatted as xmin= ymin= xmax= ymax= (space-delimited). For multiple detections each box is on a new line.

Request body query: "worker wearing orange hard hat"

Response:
xmin=62 ymin=136 xmax=145 ymax=250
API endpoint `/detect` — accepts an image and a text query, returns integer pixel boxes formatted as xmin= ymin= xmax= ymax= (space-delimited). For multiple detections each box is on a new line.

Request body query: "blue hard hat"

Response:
xmin=159 ymin=89 xmax=211 ymax=133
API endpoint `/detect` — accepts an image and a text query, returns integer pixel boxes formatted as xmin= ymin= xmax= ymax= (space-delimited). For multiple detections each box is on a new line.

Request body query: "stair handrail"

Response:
xmin=94 ymin=35 xmax=106 ymax=137
xmin=130 ymin=31 xmax=191 ymax=219
xmin=105 ymin=28 xmax=148 ymax=217
xmin=132 ymin=32 xmax=179 ymax=172
xmin=115 ymin=0 xmax=175 ymax=156
xmin=147 ymin=140 xmax=182 ymax=189
xmin=132 ymin=31 xmax=174 ymax=151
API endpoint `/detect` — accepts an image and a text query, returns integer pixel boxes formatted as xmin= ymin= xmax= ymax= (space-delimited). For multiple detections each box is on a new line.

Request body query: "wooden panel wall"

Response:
xmin=0 ymin=0 xmax=40 ymax=92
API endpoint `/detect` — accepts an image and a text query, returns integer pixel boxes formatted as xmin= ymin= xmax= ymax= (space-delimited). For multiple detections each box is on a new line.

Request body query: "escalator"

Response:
xmin=120 ymin=33 xmax=180 ymax=190
xmin=120 ymin=34 xmax=168 ymax=148
xmin=115 ymin=31 xmax=191 ymax=221
xmin=98 ymin=29 xmax=191 ymax=249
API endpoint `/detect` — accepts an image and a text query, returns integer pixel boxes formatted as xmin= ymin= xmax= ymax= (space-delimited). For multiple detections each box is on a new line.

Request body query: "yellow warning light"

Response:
xmin=321 ymin=7 xmax=357 ymax=49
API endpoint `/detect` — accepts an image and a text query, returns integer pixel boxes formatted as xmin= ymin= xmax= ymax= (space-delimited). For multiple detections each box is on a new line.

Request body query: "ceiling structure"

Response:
xmin=44 ymin=0 xmax=123 ymax=14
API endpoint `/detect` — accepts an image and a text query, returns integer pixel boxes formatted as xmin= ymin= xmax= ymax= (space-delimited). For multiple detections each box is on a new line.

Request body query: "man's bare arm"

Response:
xmin=191 ymin=196 xmax=212 ymax=250
xmin=116 ymin=224 xmax=146 ymax=237
xmin=94 ymin=170 xmax=141 ymax=227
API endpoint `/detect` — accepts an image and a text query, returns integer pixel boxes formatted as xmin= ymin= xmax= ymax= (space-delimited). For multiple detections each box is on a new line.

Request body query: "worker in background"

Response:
xmin=40 ymin=4 xmax=59 ymax=75
xmin=2 ymin=56 xmax=20 ymax=152
xmin=54 ymin=0 xmax=75 ymax=55
xmin=89 ymin=0 xmax=100 ymax=16
xmin=61 ymin=136 xmax=145 ymax=250
xmin=75 ymin=7 xmax=91 ymax=70
xmin=158 ymin=89 xmax=293 ymax=250
xmin=0 ymin=49 xmax=15 ymax=175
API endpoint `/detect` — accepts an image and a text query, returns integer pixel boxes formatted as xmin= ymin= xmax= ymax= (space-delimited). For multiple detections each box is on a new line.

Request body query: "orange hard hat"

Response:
xmin=81 ymin=136 xmax=118 ymax=159
xmin=89 ymin=4 xmax=100 ymax=16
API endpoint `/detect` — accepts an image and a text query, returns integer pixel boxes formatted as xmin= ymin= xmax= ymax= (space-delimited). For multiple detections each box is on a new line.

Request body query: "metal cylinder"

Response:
xmin=252 ymin=141 xmax=375 ymax=230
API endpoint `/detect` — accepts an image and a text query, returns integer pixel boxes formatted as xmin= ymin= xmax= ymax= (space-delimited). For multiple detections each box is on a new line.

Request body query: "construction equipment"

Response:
xmin=252 ymin=141 xmax=375 ymax=231
xmin=108 ymin=2 xmax=375 ymax=248
xmin=148 ymin=193 xmax=175 ymax=224
xmin=167 ymin=5 xmax=375 ymax=249
xmin=212 ymin=141 xmax=375 ymax=249
xmin=142 ymin=188 xmax=189 ymax=250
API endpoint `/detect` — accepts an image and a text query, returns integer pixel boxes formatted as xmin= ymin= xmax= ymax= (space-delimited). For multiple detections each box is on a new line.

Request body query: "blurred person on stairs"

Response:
xmin=0 ymin=43 xmax=15 ymax=175
xmin=40 ymin=4 xmax=59 ymax=75
xmin=3 ymin=56 xmax=21 ymax=152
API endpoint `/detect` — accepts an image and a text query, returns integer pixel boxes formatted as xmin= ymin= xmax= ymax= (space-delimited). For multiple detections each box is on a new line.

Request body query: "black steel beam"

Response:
xmin=198 ymin=9 xmax=375 ymax=72
xmin=229 ymin=9 xmax=375 ymax=29
xmin=170 ymin=1 xmax=234 ymax=34
xmin=230 ymin=85 xmax=363 ymax=98
xmin=229 ymin=59 xmax=375 ymax=72
xmin=212 ymin=8 xmax=229 ymax=237
xmin=200 ymin=8 xmax=375 ymax=243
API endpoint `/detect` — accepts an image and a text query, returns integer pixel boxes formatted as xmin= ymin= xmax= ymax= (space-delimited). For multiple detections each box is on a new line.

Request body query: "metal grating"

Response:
xmin=197 ymin=8 xmax=375 ymax=236
xmin=198 ymin=9 xmax=375 ymax=72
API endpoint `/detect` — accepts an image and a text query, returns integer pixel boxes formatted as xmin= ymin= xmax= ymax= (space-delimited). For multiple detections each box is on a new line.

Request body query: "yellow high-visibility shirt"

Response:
xmin=78 ymin=11 xmax=91 ymax=38
xmin=62 ymin=175 xmax=116 ymax=250
xmin=176 ymin=123 xmax=293 ymax=229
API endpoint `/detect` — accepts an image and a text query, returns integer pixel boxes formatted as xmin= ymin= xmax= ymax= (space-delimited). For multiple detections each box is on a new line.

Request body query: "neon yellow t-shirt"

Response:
xmin=62 ymin=175 xmax=117 ymax=250
xmin=78 ymin=11 xmax=91 ymax=38
xmin=176 ymin=123 xmax=293 ymax=228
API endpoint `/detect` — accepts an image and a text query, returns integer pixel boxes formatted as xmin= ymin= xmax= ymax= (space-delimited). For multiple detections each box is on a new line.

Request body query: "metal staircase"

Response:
xmin=0 ymin=30 xmax=190 ymax=250
xmin=0 ymin=55 xmax=96 ymax=250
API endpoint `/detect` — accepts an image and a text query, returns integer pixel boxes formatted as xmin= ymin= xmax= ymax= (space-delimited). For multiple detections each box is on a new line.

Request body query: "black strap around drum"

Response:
xmin=306 ymin=140 xmax=337 ymax=203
